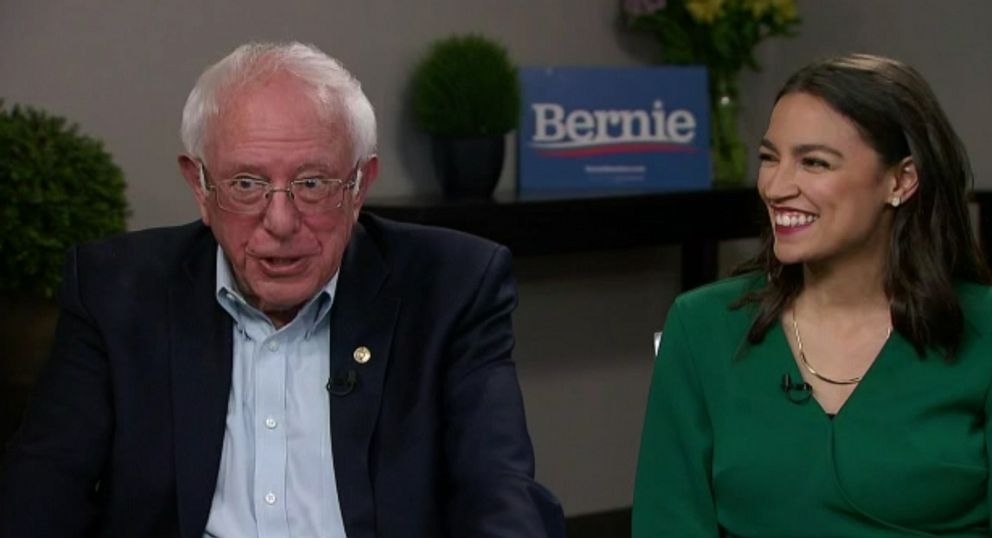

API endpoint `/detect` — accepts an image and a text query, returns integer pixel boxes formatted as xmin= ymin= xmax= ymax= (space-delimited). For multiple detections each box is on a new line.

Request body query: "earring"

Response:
xmin=889 ymin=196 xmax=901 ymax=208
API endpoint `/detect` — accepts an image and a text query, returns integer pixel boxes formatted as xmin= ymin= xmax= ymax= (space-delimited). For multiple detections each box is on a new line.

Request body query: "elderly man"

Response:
xmin=1 ymin=42 xmax=563 ymax=537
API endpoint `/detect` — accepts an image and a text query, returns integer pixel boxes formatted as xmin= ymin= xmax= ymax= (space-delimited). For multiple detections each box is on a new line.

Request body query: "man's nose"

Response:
xmin=262 ymin=189 xmax=301 ymax=237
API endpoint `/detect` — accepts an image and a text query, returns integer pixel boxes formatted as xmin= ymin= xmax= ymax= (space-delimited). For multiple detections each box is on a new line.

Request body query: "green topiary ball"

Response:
xmin=411 ymin=34 xmax=521 ymax=137
xmin=0 ymin=101 xmax=128 ymax=299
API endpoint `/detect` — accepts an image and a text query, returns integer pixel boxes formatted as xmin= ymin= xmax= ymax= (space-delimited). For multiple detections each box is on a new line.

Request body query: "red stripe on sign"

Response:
xmin=537 ymin=143 xmax=698 ymax=158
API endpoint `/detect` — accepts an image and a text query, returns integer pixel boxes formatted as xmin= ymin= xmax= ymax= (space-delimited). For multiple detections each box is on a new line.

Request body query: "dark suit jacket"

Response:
xmin=1 ymin=213 xmax=564 ymax=538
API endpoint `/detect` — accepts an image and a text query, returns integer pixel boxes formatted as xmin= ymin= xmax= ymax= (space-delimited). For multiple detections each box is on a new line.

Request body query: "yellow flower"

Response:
xmin=737 ymin=0 xmax=795 ymax=20
xmin=741 ymin=0 xmax=775 ymax=17
xmin=686 ymin=0 xmax=725 ymax=24
xmin=769 ymin=0 xmax=797 ymax=23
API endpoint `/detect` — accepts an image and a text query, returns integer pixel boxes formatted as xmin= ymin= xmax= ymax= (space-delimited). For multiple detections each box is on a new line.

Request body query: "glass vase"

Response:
xmin=710 ymin=73 xmax=748 ymax=187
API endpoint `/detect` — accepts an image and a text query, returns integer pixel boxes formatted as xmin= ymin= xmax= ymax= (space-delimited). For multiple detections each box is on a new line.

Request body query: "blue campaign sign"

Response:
xmin=518 ymin=66 xmax=711 ymax=194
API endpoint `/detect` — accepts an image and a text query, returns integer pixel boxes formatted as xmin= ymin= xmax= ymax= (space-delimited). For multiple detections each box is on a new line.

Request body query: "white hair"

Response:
xmin=180 ymin=41 xmax=377 ymax=164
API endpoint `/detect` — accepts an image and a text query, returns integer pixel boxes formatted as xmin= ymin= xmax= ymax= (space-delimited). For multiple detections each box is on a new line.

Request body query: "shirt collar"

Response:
xmin=214 ymin=246 xmax=339 ymax=335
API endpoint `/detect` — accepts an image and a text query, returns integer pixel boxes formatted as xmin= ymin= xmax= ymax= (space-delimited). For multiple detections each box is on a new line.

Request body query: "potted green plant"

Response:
xmin=0 ymin=101 xmax=128 ymax=444
xmin=411 ymin=34 xmax=521 ymax=198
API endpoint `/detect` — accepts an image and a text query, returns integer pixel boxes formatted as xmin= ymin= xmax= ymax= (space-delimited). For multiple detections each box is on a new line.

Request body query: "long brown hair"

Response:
xmin=733 ymin=53 xmax=989 ymax=359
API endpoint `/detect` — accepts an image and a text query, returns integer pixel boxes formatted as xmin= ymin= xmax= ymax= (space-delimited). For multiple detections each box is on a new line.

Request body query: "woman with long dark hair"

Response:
xmin=633 ymin=54 xmax=992 ymax=536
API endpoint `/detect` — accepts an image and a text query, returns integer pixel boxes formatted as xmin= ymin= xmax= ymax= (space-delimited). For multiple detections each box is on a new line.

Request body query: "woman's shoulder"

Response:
xmin=661 ymin=273 xmax=761 ymax=355
xmin=955 ymin=281 xmax=992 ymax=319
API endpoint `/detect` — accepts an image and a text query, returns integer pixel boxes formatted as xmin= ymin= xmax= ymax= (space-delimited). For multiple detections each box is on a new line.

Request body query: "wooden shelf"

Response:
xmin=364 ymin=188 xmax=766 ymax=290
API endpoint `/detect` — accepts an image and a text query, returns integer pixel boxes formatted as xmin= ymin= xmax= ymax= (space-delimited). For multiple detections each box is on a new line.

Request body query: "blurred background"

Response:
xmin=3 ymin=0 xmax=991 ymax=533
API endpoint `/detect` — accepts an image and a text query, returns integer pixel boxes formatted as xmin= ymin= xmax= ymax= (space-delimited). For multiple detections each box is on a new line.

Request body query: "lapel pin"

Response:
xmin=353 ymin=346 xmax=372 ymax=364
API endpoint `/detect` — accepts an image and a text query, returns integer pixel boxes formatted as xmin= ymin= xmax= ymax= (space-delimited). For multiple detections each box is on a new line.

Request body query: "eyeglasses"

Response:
xmin=198 ymin=161 xmax=360 ymax=215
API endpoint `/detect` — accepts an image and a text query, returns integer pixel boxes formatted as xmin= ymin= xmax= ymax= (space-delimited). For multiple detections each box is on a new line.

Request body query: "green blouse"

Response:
xmin=633 ymin=274 xmax=992 ymax=537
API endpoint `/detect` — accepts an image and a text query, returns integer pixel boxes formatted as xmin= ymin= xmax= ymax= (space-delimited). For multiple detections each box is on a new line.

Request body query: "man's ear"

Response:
xmin=890 ymin=156 xmax=919 ymax=208
xmin=351 ymin=155 xmax=379 ymax=222
xmin=178 ymin=154 xmax=211 ymax=225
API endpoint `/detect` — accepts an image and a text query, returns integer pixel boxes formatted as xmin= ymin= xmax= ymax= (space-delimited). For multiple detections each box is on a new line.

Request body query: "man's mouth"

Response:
xmin=266 ymin=257 xmax=300 ymax=266
xmin=257 ymin=256 xmax=307 ymax=275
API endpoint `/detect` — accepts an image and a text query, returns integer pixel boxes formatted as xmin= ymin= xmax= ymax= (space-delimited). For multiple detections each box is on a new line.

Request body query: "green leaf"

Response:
xmin=410 ymin=34 xmax=521 ymax=136
xmin=0 ymin=102 xmax=129 ymax=298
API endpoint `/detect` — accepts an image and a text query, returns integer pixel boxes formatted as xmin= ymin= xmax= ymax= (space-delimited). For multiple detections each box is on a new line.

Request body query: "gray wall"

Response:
xmin=3 ymin=0 xmax=991 ymax=516
xmin=1 ymin=0 xmax=652 ymax=230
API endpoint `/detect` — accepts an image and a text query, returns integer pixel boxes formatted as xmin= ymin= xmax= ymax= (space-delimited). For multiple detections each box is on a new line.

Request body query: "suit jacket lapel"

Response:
xmin=328 ymin=220 xmax=401 ymax=538
xmin=169 ymin=226 xmax=233 ymax=538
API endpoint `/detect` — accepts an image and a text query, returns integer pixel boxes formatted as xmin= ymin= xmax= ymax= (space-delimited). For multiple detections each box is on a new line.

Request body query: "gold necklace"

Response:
xmin=791 ymin=309 xmax=891 ymax=386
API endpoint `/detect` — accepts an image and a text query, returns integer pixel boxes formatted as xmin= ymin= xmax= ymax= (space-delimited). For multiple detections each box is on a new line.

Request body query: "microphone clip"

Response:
xmin=780 ymin=373 xmax=812 ymax=404
xmin=327 ymin=369 xmax=358 ymax=397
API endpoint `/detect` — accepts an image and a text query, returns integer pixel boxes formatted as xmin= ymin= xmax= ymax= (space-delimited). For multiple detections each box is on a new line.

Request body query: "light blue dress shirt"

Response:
xmin=204 ymin=248 xmax=347 ymax=538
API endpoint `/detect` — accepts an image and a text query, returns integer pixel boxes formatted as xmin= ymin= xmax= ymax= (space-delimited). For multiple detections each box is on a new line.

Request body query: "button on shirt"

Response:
xmin=204 ymin=248 xmax=346 ymax=538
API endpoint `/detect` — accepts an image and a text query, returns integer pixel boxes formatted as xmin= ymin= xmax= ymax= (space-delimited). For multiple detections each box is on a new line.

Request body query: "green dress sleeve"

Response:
xmin=632 ymin=298 xmax=719 ymax=537
xmin=986 ymin=373 xmax=992 ymax=531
